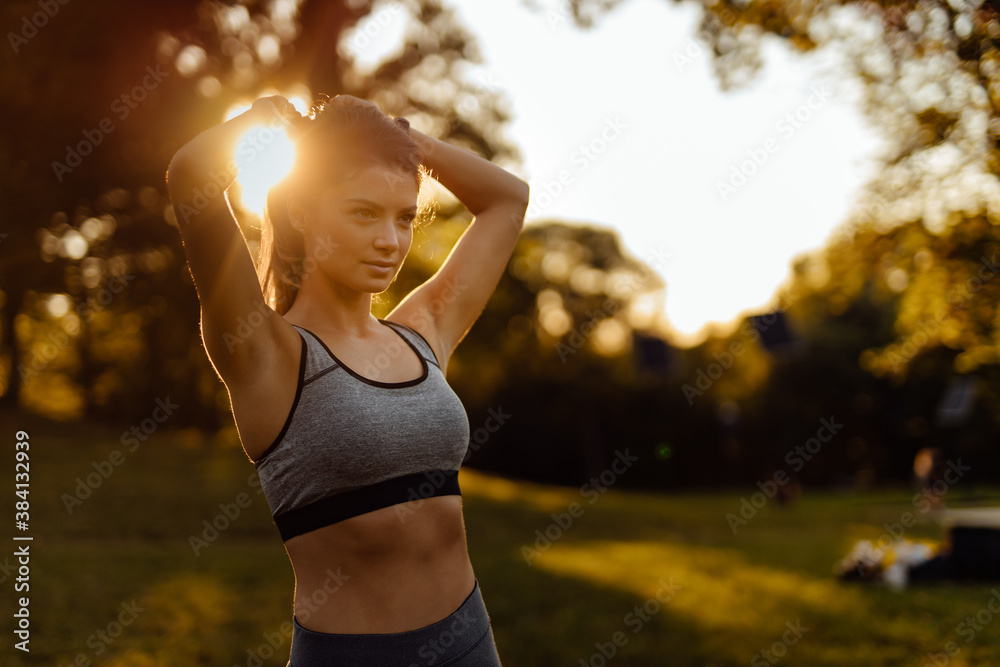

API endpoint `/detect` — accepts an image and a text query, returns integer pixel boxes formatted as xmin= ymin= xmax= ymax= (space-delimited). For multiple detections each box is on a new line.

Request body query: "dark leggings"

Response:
xmin=286 ymin=578 xmax=502 ymax=666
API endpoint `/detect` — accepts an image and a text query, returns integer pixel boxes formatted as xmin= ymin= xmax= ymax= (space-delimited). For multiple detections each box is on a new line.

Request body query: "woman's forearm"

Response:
xmin=166 ymin=110 xmax=260 ymax=204
xmin=408 ymin=125 xmax=529 ymax=216
xmin=167 ymin=100 xmax=289 ymax=209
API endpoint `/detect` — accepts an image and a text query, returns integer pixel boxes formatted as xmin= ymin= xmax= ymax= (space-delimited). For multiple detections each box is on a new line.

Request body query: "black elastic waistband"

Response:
xmin=289 ymin=579 xmax=492 ymax=665
xmin=275 ymin=469 xmax=461 ymax=541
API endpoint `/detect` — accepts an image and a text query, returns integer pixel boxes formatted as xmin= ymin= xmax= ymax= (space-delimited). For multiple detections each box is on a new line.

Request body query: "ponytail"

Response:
xmin=257 ymin=181 xmax=304 ymax=315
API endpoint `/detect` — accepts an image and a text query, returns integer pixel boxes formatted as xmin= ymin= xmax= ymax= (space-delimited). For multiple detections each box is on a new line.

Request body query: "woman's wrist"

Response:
xmin=405 ymin=123 xmax=441 ymax=167
xmin=171 ymin=106 xmax=261 ymax=177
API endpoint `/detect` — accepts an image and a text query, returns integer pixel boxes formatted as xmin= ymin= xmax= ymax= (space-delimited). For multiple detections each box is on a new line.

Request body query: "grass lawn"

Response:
xmin=2 ymin=407 xmax=999 ymax=666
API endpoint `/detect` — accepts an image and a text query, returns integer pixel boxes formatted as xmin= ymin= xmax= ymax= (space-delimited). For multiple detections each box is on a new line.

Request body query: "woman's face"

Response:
xmin=301 ymin=163 xmax=419 ymax=295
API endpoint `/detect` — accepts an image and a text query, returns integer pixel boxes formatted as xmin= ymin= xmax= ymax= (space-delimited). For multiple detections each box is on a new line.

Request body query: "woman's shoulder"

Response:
xmin=381 ymin=313 xmax=448 ymax=371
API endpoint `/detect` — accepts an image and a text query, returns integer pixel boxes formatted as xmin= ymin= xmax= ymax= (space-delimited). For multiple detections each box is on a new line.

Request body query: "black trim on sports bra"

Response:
xmin=252 ymin=332 xmax=308 ymax=466
xmin=295 ymin=322 xmax=429 ymax=388
xmin=380 ymin=318 xmax=442 ymax=368
xmin=275 ymin=469 xmax=461 ymax=541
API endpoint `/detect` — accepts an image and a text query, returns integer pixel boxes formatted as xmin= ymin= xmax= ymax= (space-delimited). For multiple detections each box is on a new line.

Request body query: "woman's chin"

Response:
xmin=357 ymin=274 xmax=397 ymax=292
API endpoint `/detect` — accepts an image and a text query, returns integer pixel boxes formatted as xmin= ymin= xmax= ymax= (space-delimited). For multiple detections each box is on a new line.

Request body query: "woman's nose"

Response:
xmin=373 ymin=220 xmax=399 ymax=250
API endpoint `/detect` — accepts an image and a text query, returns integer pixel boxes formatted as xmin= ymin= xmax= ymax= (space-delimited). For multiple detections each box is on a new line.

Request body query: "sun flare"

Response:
xmin=231 ymin=123 xmax=297 ymax=216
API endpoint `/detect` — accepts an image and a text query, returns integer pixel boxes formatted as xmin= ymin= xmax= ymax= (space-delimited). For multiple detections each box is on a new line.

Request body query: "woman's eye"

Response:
xmin=398 ymin=214 xmax=415 ymax=225
xmin=353 ymin=208 xmax=376 ymax=218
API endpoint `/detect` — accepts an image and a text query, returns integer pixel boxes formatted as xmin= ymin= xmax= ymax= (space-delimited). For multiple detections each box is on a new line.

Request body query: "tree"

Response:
xmin=434 ymin=219 xmax=668 ymax=485
xmin=544 ymin=0 xmax=1000 ymax=379
xmin=0 ymin=0 xmax=518 ymax=424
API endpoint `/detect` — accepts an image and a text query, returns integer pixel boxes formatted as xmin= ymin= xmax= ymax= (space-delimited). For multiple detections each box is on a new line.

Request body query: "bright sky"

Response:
xmin=340 ymin=0 xmax=887 ymax=347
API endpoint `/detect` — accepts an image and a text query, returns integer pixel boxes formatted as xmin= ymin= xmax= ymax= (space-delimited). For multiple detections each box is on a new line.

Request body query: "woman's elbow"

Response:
xmin=502 ymin=179 xmax=529 ymax=221
xmin=166 ymin=148 xmax=193 ymax=182
xmin=513 ymin=179 xmax=530 ymax=211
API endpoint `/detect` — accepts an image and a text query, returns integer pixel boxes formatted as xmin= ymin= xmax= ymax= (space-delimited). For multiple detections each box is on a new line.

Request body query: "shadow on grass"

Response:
xmin=3 ymin=407 xmax=1000 ymax=666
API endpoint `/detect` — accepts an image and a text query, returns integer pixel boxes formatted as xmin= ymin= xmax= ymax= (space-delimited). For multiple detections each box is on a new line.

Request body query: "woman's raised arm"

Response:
xmin=408 ymin=125 xmax=529 ymax=217
xmin=165 ymin=97 xmax=298 ymax=383
xmin=389 ymin=121 xmax=530 ymax=363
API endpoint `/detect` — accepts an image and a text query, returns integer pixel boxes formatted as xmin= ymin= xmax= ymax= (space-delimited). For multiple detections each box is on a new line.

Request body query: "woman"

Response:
xmin=165 ymin=93 xmax=527 ymax=666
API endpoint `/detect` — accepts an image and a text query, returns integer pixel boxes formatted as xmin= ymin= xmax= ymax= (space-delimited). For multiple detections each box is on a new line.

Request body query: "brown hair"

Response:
xmin=257 ymin=97 xmax=431 ymax=315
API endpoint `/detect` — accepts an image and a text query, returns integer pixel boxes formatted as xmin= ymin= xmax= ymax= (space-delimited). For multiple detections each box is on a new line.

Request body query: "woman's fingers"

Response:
xmin=329 ymin=94 xmax=378 ymax=111
xmin=249 ymin=95 xmax=301 ymax=139
xmin=252 ymin=95 xmax=293 ymax=117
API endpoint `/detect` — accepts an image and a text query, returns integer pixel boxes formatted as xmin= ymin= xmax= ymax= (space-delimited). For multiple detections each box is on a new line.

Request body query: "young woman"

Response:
xmin=165 ymin=93 xmax=527 ymax=666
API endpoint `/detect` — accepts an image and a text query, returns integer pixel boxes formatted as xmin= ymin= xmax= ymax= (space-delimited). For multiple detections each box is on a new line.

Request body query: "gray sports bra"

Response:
xmin=252 ymin=319 xmax=470 ymax=541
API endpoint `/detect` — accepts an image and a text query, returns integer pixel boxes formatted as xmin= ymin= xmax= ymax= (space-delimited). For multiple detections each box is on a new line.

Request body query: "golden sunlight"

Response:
xmin=230 ymin=123 xmax=297 ymax=216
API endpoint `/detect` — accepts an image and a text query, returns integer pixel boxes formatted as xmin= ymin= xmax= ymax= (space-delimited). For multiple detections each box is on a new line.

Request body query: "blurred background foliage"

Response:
xmin=2 ymin=0 xmax=1000 ymax=493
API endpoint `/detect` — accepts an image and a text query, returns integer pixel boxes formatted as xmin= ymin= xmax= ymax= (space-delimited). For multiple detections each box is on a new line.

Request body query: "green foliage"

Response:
xmin=0 ymin=0 xmax=516 ymax=423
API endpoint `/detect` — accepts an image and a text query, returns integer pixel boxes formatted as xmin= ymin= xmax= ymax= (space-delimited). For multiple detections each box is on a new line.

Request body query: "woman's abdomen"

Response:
xmin=285 ymin=495 xmax=476 ymax=634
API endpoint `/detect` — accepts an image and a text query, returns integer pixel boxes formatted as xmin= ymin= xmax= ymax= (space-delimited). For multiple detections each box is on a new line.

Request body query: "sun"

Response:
xmin=230 ymin=122 xmax=297 ymax=216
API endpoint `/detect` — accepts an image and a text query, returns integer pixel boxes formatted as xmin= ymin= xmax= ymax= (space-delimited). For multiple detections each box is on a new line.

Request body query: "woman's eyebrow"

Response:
xmin=344 ymin=197 xmax=418 ymax=213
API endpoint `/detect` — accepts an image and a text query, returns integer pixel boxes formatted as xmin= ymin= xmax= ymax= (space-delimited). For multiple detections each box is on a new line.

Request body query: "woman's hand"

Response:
xmin=167 ymin=95 xmax=304 ymax=214
xmin=326 ymin=94 xmax=381 ymax=112
xmin=250 ymin=95 xmax=303 ymax=140
xmin=251 ymin=94 xmax=295 ymax=116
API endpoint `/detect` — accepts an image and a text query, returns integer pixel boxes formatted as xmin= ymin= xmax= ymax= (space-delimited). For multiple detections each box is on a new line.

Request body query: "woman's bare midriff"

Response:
xmin=224 ymin=314 xmax=475 ymax=634
xmin=282 ymin=493 xmax=477 ymax=634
